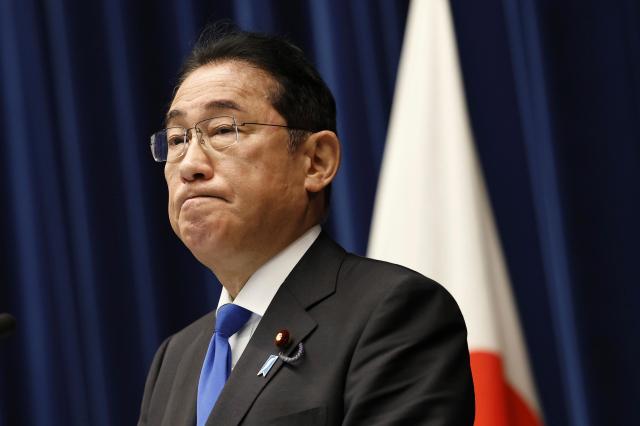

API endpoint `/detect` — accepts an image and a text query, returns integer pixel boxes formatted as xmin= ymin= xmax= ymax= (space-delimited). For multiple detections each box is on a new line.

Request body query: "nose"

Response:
xmin=178 ymin=129 xmax=214 ymax=182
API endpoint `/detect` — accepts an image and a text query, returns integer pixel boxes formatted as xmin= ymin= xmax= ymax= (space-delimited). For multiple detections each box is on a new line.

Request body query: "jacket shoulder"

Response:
xmin=340 ymin=252 xmax=450 ymax=297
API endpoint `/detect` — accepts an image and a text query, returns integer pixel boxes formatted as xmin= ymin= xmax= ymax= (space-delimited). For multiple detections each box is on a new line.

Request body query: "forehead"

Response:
xmin=167 ymin=60 xmax=279 ymax=125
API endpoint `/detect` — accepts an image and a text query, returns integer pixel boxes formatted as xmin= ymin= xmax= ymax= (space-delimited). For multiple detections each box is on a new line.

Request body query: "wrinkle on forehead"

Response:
xmin=167 ymin=61 xmax=281 ymax=125
xmin=166 ymin=99 xmax=244 ymax=124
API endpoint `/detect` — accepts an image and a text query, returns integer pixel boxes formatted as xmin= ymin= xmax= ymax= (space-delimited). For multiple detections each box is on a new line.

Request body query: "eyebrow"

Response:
xmin=165 ymin=100 xmax=245 ymax=126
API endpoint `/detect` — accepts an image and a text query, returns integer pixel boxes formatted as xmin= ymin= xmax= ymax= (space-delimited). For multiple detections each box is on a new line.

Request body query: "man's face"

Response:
xmin=164 ymin=61 xmax=309 ymax=270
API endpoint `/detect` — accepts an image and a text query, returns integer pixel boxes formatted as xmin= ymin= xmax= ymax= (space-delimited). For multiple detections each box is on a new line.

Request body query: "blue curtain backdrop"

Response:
xmin=449 ymin=0 xmax=640 ymax=425
xmin=0 ymin=1 xmax=637 ymax=425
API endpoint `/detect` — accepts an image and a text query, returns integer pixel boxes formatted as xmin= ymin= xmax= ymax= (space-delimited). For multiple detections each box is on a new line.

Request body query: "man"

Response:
xmin=139 ymin=25 xmax=474 ymax=426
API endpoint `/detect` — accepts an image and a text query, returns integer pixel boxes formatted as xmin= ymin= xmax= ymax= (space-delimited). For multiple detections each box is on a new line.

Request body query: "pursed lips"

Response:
xmin=180 ymin=193 xmax=228 ymax=208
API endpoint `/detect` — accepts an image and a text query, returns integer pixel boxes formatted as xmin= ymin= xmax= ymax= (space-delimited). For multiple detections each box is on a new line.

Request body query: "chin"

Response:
xmin=178 ymin=220 xmax=228 ymax=259
xmin=180 ymin=224 xmax=216 ymax=248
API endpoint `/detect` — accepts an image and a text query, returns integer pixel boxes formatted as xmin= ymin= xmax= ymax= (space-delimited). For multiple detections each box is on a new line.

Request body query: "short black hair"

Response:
xmin=175 ymin=22 xmax=337 ymax=152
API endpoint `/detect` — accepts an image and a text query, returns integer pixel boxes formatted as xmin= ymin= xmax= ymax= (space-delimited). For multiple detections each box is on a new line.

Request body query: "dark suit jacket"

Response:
xmin=138 ymin=233 xmax=475 ymax=425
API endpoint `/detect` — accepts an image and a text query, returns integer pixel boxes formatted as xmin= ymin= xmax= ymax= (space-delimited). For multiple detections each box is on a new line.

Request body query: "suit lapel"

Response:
xmin=206 ymin=288 xmax=315 ymax=425
xmin=206 ymin=233 xmax=346 ymax=426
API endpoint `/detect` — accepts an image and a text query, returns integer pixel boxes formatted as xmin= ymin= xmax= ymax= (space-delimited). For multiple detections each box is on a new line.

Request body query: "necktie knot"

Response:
xmin=215 ymin=303 xmax=252 ymax=338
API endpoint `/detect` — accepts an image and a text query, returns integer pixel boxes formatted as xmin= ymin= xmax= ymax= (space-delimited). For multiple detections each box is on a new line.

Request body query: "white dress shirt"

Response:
xmin=215 ymin=225 xmax=321 ymax=368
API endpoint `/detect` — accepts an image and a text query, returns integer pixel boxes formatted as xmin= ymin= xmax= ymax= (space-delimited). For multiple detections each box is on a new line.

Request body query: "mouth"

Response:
xmin=181 ymin=194 xmax=227 ymax=207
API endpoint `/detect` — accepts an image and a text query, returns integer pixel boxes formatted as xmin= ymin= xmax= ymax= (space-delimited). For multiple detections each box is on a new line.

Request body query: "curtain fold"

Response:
xmin=499 ymin=0 xmax=588 ymax=424
xmin=450 ymin=0 xmax=640 ymax=425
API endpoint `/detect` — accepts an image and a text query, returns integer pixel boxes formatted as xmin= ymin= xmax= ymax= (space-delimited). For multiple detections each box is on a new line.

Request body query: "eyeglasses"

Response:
xmin=150 ymin=115 xmax=312 ymax=162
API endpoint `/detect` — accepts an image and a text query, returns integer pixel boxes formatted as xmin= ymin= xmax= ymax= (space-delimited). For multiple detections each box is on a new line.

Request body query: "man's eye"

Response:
xmin=212 ymin=125 xmax=235 ymax=136
xmin=167 ymin=135 xmax=185 ymax=145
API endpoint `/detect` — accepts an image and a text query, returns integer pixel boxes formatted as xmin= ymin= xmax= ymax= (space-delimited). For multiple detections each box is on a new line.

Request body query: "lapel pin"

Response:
xmin=257 ymin=330 xmax=306 ymax=377
xmin=274 ymin=329 xmax=290 ymax=348
xmin=274 ymin=329 xmax=304 ymax=364
xmin=257 ymin=354 xmax=279 ymax=377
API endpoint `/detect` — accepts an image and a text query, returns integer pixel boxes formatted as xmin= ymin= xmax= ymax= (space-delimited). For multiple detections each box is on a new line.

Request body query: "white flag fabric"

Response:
xmin=367 ymin=1 xmax=543 ymax=424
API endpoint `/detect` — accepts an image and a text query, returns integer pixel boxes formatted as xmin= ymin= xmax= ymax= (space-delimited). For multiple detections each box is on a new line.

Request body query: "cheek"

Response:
xmin=165 ymin=168 xmax=181 ymax=231
xmin=168 ymin=198 xmax=180 ymax=236
xmin=246 ymin=169 xmax=304 ymax=215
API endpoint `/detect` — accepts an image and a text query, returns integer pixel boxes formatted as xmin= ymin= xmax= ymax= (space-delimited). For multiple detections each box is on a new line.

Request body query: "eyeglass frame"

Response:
xmin=150 ymin=115 xmax=315 ymax=163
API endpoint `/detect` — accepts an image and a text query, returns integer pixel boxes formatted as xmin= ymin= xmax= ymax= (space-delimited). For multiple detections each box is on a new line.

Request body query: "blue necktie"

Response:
xmin=197 ymin=303 xmax=252 ymax=426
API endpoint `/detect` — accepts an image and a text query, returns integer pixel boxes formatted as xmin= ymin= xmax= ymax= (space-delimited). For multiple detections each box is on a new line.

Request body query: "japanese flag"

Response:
xmin=368 ymin=1 xmax=544 ymax=424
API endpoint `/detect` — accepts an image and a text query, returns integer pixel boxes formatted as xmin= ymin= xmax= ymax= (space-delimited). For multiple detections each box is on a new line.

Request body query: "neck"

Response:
xmin=214 ymin=261 xmax=263 ymax=300
xmin=209 ymin=223 xmax=318 ymax=299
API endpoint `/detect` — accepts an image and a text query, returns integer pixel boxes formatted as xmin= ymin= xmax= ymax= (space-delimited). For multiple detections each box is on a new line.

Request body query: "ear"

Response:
xmin=302 ymin=131 xmax=341 ymax=193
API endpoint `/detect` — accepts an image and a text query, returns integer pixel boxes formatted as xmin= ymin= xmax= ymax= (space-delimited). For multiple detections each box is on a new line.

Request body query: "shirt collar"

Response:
xmin=216 ymin=225 xmax=321 ymax=316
